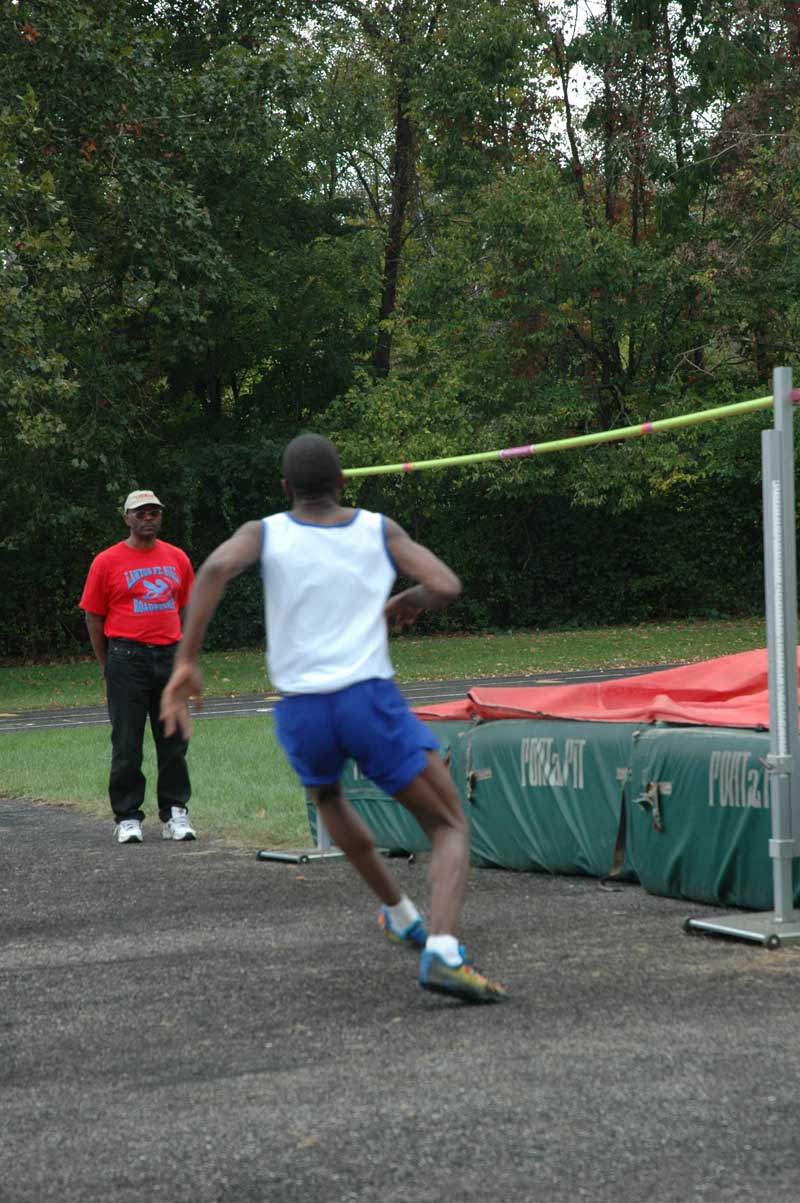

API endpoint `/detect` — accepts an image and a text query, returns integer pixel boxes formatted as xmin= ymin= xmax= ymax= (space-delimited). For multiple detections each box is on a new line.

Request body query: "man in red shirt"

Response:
xmin=80 ymin=490 xmax=197 ymax=844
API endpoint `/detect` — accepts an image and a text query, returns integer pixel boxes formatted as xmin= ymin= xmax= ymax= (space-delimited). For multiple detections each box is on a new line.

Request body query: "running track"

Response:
xmin=0 ymin=663 xmax=677 ymax=734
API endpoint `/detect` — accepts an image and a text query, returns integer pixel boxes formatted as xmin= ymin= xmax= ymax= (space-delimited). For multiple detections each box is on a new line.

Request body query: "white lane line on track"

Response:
xmin=0 ymin=706 xmax=279 ymax=733
xmin=0 ymin=666 xmax=678 ymax=733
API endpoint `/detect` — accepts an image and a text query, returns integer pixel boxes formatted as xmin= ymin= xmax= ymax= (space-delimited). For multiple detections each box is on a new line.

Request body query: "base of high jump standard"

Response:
xmin=685 ymin=367 xmax=800 ymax=948
xmin=256 ymin=797 xmax=346 ymax=864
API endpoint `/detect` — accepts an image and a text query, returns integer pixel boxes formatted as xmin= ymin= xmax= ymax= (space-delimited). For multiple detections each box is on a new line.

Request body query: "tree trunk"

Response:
xmin=372 ymin=91 xmax=415 ymax=377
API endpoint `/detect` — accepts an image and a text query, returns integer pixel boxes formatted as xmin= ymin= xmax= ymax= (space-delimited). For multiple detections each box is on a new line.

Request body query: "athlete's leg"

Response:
xmin=310 ymin=782 xmax=403 ymax=907
xmin=393 ymin=751 xmax=470 ymax=937
xmin=335 ymin=681 xmax=468 ymax=936
xmin=396 ymin=755 xmax=508 ymax=1002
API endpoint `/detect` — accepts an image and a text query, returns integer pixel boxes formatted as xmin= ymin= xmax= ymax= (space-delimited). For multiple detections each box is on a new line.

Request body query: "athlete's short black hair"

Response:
xmin=281 ymin=433 xmax=342 ymax=500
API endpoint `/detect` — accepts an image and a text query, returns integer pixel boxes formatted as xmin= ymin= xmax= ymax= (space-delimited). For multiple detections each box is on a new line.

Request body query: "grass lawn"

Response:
xmin=0 ymin=716 xmax=307 ymax=849
xmin=0 ymin=615 xmax=767 ymax=712
xmin=0 ymin=615 xmax=769 ymax=848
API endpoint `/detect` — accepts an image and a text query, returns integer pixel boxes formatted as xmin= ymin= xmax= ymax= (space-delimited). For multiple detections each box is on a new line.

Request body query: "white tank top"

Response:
xmin=261 ymin=509 xmax=397 ymax=693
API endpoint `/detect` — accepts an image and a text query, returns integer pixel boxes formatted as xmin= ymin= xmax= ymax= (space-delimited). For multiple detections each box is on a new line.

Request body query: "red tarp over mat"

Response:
xmin=413 ymin=648 xmax=800 ymax=729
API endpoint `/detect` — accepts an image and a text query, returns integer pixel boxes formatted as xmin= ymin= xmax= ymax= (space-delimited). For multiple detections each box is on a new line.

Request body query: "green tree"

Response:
xmin=0 ymin=0 xmax=368 ymax=652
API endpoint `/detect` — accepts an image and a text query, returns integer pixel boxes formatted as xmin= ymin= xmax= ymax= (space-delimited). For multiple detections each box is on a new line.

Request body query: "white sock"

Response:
xmin=425 ymin=934 xmax=462 ymax=966
xmin=386 ymin=895 xmax=420 ymax=931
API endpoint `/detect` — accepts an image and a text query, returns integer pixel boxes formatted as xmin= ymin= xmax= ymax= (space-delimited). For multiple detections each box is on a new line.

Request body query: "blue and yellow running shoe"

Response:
xmin=378 ymin=906 xmax=428 ymax=949
xmin=419 ymin=950 xmax=509 ymax=1003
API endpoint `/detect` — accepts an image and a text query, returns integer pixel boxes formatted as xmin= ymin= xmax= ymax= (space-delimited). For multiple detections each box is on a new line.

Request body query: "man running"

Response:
xmin=160 ymin=433 xmax=507 ymax=1003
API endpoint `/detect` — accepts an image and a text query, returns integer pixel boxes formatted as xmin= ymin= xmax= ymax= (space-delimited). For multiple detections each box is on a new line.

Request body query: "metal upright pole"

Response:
xmin=774 ymin=369 xmax=800 ymax=847
xmin=685 ymin=367 xmax=800 ymax=946
xmin=762 ymin=367 xmax=800 ymax=922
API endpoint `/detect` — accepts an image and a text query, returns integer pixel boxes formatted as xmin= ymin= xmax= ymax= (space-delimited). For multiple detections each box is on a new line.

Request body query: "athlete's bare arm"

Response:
xmin=383 ymin=518 xmax=461 ymax=630
xmin=161 ymin=520 xmax=262 ymax=737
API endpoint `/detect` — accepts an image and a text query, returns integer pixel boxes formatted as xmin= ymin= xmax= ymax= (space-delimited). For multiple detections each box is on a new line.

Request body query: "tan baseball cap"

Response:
xmin=123 ymin=489 xmax=163 ymax=513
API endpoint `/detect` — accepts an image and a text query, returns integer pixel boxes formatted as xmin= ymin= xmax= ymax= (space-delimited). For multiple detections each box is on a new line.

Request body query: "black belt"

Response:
xmin=108 ymin=637 xmax=178 ymax=650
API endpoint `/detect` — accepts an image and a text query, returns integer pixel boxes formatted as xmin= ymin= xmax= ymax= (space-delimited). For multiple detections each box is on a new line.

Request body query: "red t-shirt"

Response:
xmin=79 ymin=539 xmax=194 ymax=644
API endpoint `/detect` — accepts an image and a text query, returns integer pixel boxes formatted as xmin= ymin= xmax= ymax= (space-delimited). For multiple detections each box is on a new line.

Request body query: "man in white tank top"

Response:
xmin=161 ymin=434 xmax=507 ymax=1004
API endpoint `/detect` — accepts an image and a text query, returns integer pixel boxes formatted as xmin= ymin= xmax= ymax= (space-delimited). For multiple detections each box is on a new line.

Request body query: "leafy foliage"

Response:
xmin=1 ymin=0 xmax=798 ymax=657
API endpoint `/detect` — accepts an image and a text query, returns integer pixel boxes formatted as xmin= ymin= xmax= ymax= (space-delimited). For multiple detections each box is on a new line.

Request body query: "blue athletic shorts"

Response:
xmin=274 ymin=677 xmax=439 ymax=796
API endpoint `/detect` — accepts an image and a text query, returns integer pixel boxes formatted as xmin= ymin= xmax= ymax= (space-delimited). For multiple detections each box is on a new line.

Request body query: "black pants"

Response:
xmin=105 ymin=638 xmax=191 ymax=823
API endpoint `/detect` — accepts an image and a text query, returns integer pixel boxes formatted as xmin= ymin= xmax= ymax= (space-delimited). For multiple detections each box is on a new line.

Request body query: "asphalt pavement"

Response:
xmin=4 ymin=800 xmax=800 ymax=1199
xmin=4 ymin=664 xmax=800 ymax=1203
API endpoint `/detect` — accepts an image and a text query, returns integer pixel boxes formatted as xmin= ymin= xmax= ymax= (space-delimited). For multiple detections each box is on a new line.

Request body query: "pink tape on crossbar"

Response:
xmin=498 ymin=445 xmax=535 ymax=459
xmin=403 ymin=462 xmax=414 ymax=472
xmin=641 ymin=422 xmax=654 ymax=433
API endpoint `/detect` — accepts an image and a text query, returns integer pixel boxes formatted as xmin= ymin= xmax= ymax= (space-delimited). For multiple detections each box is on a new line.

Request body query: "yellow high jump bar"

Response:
xmin=342 ymin=392 xmax=798 ymax=478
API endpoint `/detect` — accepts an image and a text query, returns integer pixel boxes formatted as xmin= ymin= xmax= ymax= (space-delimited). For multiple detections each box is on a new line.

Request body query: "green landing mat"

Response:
xmin=460 ymin=718 xmax=638 ymax=876
xmin=316 ymin=718 xmax=638 ymax=878
xmin=309 ymin=715 xmax=790 ymax=912
xmin=625 ymin=724 xmax=797 ymax=910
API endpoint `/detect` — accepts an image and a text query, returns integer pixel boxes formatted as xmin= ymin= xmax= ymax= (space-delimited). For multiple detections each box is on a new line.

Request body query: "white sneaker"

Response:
xmin=162 ymin=807 xmax=196 ymax=841
xmin=115 ymin=819 xmax=143 ymax=844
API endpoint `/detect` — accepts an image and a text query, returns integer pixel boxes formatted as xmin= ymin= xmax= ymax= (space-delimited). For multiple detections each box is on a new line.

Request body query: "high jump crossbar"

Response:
xmin=343 ymin=391 xmax=800 ymax=478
